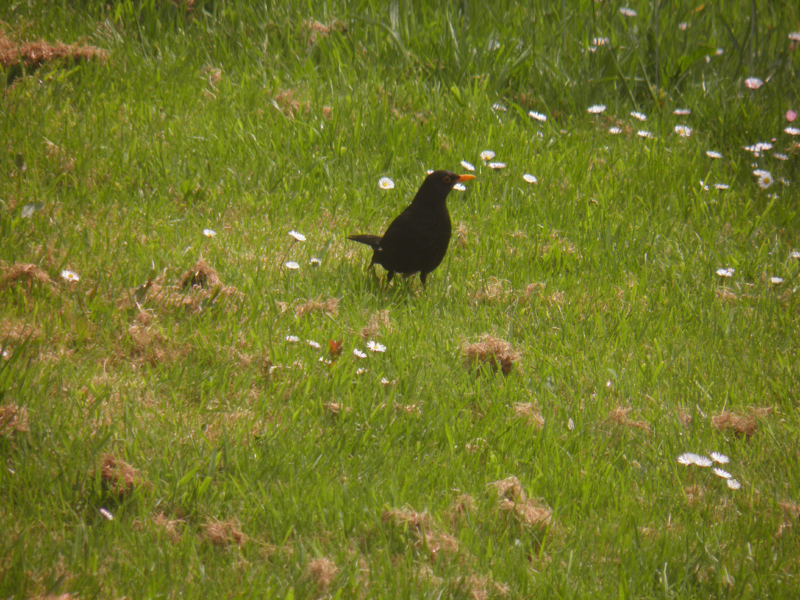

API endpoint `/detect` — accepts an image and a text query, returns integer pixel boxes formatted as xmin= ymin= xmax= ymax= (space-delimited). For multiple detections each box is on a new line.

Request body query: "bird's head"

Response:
xmin=412 ymin=170 xmax=476 ymax=206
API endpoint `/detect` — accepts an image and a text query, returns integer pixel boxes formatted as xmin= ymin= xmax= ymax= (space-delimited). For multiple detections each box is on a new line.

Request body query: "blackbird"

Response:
xmin=348 ymin=170 xmax=476 ymax=285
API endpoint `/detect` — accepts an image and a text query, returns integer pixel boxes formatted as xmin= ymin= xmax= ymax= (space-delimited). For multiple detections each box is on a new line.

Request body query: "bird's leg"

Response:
xmin=419 ymin=272 xmax=427 ymax=287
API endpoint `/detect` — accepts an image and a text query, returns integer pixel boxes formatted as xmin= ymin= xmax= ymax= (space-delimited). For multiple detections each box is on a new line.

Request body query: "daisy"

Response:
xmin=491 ymin=103 xmax=507 ymax=112
xmin=789 ymin=32 xmax=800 ymax=42
xmin=568 ymin=418 xmax=575 ymax=430
xmin=753 ymin=169 xmax=771 ymax=178
xmin=202 ymin=228 xmax=216 ymax=238
xmin=378 ymin=177 xmax=395 ymax=190
xmin=356 ymin=368 xmax=368 ymax=375
xmin=674 ymin=125 xmax=692 ymax=137
xmin=61 ymin=270 xmax=80 ymax=282
xmin=726 ymin=479 xmax=742 ymax=490
xmin=699 ymin=181 xmax=709 ymax=191
xmin=288 ymin=230 xmax=306 ymax=242
xmin=488 ymin=162 xmax=507 ymax=169
xmin=770 ymin=276 xmax=784 ymax=285
xmin=637 ymin=130 xmax=654 ymax=139
xmin=528 ymin=111 xmax=547 ymax=122
xmin=631 ymin=111 xmax=647 ymax=121
xmin=366 ymin=340 xmax=386 ymax=353
xmin=706 ymin=150 xmax=723 ymax=159
xmin=480 ymin=150 xmax=496 ymax=161
xmin=453 ymin=183 xmax=467 ymax=191
xmin=781 ymin=177 xmax=792 ymax=186
xmin=677 ymin=453 xmax=699 ymax=465
xmin=353 ymin=349 xmax=367 ymax=359
xmin=673 ymin=108 xmax=691 ymax=115
xmin=380 ymin=377 xmax=396 ymax=386
xmin=460 ymin=160 xmax=475 ymax=171
xmin=285 ymin=335 xmax=300 ymax=343
xmin=710 ymin=452 xmax=729 ymax=464
xmin=715 ymin=48 xmax=724 ymax=56
xmin=773 ymin=153 xmax=789 ymax=161
xmin=523 ymin=174 xmax=537 ymax=183
xmin=714 ymin=183 xmax=730 ymax=190
xmin=99 ymin=508 xmax=114 ymax=521
xmin=309 ymin=257 xmax=322 ymax=266
xmin=619 ymin=7 xmax=637 ymax=17
xmin=785 ymin=127 xmax=800 ymax=136
xmin=609 ymin=126 xmax=622 ymax=134
xmin=426 ymin=169 xmax=434 ymax=175
xmin=713 ymin=468 xmax=732 ymax=479
xmin=587 ymin=104 xmax=606 ymax=114
xmin=678 ymin=22 xmax=689 ymax=31
xmin=744 ymin=77 xmax=763 ymax=90
xmin=284 ymin=261 xmax=300 ymax=270
xmin=307 ymin=340 xmax=321 ymax=349
xmin=716 ymin=268 xmax=735 ymax=278
xmin=593 ymin=37 xmax=610 ymax=46
xmin=758 ymin=173 xmax=774 ymax=189
xmin=791 ymin=250 xmax=800 ymax=259
xmin=693 ymin=455 xmax=713 ymax=467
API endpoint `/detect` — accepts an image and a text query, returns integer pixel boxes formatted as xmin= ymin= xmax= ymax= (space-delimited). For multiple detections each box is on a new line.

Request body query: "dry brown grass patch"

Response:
xmin=462 ymin=335 xmax=519 ymax=375
xmin=295 ymin=297 xmax=339 ymax=318
xmin=382 ymin=506 xmax=431 ymax=530
xmin=454 ymin=222 xmax=470 ymax=248
xmin=605 ymin=406 xmax=651 ymax=434
xmin=457 ymin=574 xmax=510 ymax=600
xmin=684 ymin=485 xmax=705 ymax=506
xmin=539 ymin=231 xmax=580 ymax=257
xmin=488 ymin=476 xmax=525 ymax=501
xmin=512 ymin=402 xmax=544 ymax=428
xmin=323 ymin=402 xmax=351 ymax=417
xmin=305 ymin=557 xmax=338 ymax=591
xmin=497 ymin=498 xmax=553 ymax=528
xmin=180 ymin=259 xmax=220 ymax=289
xmin=302 ymin=19 xmax=347 ymax=46
xmin=44 ymin=140 xmax=75 ymax=173
xmin=0 ymin=33 xmax=108 ymax=69
xmin=446 ymin=494 xmax=476 ymax=522
xmin=360 ymin=310 xmax=391 ymax=339
xmin=677 ymin=409 xmax=693 ymax=427
xmin=0 ymin=403 xmax=29 ymax=436
xmin=153 ymin=512 xmax=184 ymax=544
xmin=0 ymin=263 xmax=53 ymax=291
xmin=1 ymin=318 xmax=42 ymax=343
xmin=417 ymin=530 xmax=459 ymax=557
xmin=100 ymin=454 xmax=149 ymax=498
xmin=203 ymin=518 xmax=248 ymax=547
xmin=712 ymin=407 xmax=772 ymax=437
xmin=30 ymin=595 xmax=76 ymax=600
xmin=716 ymin=288 xmax=737 ymax=302
xmin=471 ymin=278 xmax=511 ymax=304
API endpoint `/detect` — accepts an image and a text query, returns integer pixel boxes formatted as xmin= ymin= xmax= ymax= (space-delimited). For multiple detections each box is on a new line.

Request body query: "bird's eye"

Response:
xmin=443 ymin=176 xmax=451 ymax=183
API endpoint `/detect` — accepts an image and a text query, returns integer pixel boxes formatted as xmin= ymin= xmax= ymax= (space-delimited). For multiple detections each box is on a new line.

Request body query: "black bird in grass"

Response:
xmin=348 ymin=170 xmax=476 ymax=286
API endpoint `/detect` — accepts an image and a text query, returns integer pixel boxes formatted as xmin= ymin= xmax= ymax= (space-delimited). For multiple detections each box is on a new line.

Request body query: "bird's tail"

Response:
xmin=347 ymin=234 xmax=382 ymax=250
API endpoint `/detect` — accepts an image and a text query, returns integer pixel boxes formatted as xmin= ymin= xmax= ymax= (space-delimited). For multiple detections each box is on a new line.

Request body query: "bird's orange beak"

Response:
xmin=457 ymin=174 xmax=476 ymax=182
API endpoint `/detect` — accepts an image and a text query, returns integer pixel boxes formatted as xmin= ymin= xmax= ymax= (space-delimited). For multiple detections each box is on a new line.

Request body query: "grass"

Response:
xmin=1 ymin=1 xmax=799 ymax=598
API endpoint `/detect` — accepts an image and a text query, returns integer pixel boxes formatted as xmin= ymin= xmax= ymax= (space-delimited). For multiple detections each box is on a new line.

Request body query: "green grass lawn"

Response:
xmin=1 ymin=1 xmax=799 ymax=598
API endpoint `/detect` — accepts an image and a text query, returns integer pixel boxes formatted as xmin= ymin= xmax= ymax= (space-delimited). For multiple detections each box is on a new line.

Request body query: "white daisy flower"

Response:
xmin=714 ymin=183 xmax=730 ymax=190
xmin=460 ymin=160 xmax=475 ymax=171
xmin=523 ymin=174 xmax=537 ymax=183
xmin=693 ymin=455 xmax=713 ymax=467
xmin=353 ymin=348 xmax=367 ymax=359
xmin=758 ymin=173 xmax=774 ymax=189
xmin=587 ymin=104 xmax=606 ymax=114
xmin=631 ymin=111 xmax=647 ymax=121
xmin=789 ymin=32 xmax=800 ymax=42
xmin=773 ymin=153 xmax=789 ymax=161
xmin=309 ymin=257 xmax=322 ymax=266
xmin=716 ymin=267 xmax=735 ymax=278
xmin=609 ymin=126 xmax=622 ymax=134
xmin=785 ymin=127 xmax=800 ymax=136
xmin=678 ymin=22 xmax=689 ymax=31
xmin=744 ymin=77 xmax=763 ymax=89
xmin=753 ymin=169 xmax=771 ymax=178
xmin=619 ymin=7 xmax=637 ymax=17
xmin=780 ymin=177 xmax=791 ymax=186
xmin=285 ymin=335 xmax=300 ymax=343
xmin=568 ymin=417 xmax=575 ymax=430
xmin=378 ymin=177 xmax=395 ymax=190
xmin=637 ymin=130 xmax=654 ymax=139
xmin=426 ymin=169 xmax=434 ymax=175
xmin=380 ymin=377 xmax=396 ymax=386
xmin=770 ymin=276 xmax=784 ymax=285
xmin=453 ymin=183 xmax=467 ymax=191
xmin=528 ymin=111 xmax=547 ymax=122
xmin=480 ymin=150 xmax=496 ymax=161
xmin=492 ymin=103 xmax=507 ymax=112
xmin=674 ymin=125 xmax=692 ymax=137
xmin=307 ymin=340 xmax=321 ymax=349
xmin=366 ymin=340 xmax=386 ymax=353
xmin=791 ymin=250 xmax=800 ymax=259
xmin=488 ymin=162 xmax=506 ymax=169
xmin=356 ymin=368 xmax=368 ymax=375
xmin=726 ymin=479 xmax=742 ymax=490
xmin=61 ymin=270 xmax=80 ymax=282
xmin=706 ymin=150 xmax=723 ymax=159
xmin=99 ymin=508 xmax=114 ymax=521
xmin=284 ymin=261 xmax=300 ymax=270
xmin=710 ymin=452 xmax=729 ymax=464
xmin=673 ymin=108 xmax=691 ymax=115
xmin=713 ymin=468 xmax=732 ymax=479
xmin=677 ymin=453 xmax=699 ymax=465
xmin=202 ymin=228 xmax=216 ymax=238
xmin=288 ymin=230 xmax=306 ymax=242
xmin=593 ymin=37 xmax=609 ymax=46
